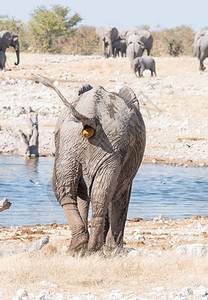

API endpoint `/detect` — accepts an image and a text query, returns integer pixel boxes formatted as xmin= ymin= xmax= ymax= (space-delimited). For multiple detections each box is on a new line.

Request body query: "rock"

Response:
xmin=176 ymin=244 xmax=207 ymax=256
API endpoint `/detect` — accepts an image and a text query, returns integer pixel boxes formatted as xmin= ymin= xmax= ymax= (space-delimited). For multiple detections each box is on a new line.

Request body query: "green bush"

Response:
xmin=28 ymin=5 xmax=81 ymax=53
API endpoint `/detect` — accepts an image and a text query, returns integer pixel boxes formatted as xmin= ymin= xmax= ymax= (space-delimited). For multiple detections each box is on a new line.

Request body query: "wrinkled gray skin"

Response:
xmin=96 ymin=26 xmax=119 ymax=57
xmin=0 ymin=50 xmax=6 ymax=70
xmin=194 ymin=31 xmax=208 ymax=71
xmin=36 ymin=76 xmax=146 ymax=254
xmin=120 ymin=30 xmax=153 ymax=56
xmin=126 ymin=35 xmax=145 ymax=63
xmin=112 ymin=38 xmax=127 ymax=57
xmin=132 ymin=56 xmax=156 ymax=77
xmin=0 ymin=30 xmax=20 ymax=65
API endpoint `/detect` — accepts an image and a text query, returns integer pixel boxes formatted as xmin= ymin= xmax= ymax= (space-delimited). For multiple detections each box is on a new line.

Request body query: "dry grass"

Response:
xmin=1 ymin=243 xmax=208 ymax=297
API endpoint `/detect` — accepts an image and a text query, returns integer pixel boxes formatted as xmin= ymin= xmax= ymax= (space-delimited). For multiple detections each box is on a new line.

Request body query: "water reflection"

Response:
xmin=0 ymin=155 xmax=208 ymax=227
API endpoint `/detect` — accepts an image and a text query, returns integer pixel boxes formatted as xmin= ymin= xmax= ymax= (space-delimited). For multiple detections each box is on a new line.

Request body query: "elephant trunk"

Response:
xmin=14 ymin=47 xmax=20 ymax=65
xmin=109 ymin=43 xmax=113 ymax=57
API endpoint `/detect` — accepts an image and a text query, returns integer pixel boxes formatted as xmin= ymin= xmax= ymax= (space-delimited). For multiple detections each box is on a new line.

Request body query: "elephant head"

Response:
xmin=96 ymin=26 xmax=119 ymax=57
xmin=127 ymin=30 xmax=153 ymax=56
xmin=0 ymin=30 xmax=20 ymax=65
xmin=127 ymin=39 xmax=145 ymax=63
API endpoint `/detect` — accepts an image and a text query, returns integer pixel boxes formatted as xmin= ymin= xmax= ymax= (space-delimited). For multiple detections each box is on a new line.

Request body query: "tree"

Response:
xmin=28 ymin=5 xmax=81 ymax=53
xmin=0 ymin=15 xmax=24 ymax=33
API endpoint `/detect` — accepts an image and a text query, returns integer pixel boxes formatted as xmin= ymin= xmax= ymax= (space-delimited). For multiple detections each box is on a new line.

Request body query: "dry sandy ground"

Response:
xmin=0 ymin=53 xmax=208 ymax=299
xmin=0 ymin=52 xmax=208 ymax=166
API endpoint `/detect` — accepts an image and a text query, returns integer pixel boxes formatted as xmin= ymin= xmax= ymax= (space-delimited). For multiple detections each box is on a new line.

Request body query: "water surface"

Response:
xmin=0 ymin=156 xmax=207 ymax=227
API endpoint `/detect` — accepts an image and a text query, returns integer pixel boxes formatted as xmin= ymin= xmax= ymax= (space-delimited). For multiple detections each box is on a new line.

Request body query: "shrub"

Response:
xmin=28 ymin=5 xmax=81 ymax=53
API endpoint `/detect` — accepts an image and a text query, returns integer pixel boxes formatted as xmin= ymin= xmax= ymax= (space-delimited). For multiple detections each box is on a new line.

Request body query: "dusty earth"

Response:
xmin=0 ymin=52 xmax=208 ymax=299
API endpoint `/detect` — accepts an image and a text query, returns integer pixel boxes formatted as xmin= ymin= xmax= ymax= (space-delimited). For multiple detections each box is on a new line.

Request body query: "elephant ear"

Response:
xmin=118 ymin=87 xmax=140 ymax=109
xmin=2 ymin=31 xmax=12 ymax=48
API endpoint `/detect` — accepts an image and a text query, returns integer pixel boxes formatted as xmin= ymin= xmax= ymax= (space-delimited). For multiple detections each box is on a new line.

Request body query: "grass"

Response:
xmin=1 ymin=241 xmax=208 ymax=297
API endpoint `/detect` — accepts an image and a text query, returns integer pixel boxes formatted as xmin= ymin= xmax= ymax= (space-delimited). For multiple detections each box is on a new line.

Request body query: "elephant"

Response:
xmin=194 ymin=31 xmax=208 ymax=71
xmin=132 ymin=56 xmax=156 ymax=77
xmin=112 ymin=37 xmax=127 ymax=57
xmin=0 ymin=30 xmax=20 ymax=65
xmin=35 ymin=75 xmax=146 ymax=254
xmin=126 ymin=36 xmax=145 ymax=63
xmin=96 ymin=26 xmax=119 ymax=57
xmin=120 ymin=30 xmax=153 ymax=56
xmin=0 ymin=51 xmax=6 ymax=70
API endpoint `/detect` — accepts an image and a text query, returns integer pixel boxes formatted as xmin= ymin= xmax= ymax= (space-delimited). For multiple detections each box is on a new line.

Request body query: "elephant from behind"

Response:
xmin=96 ymin=26 xmax=119 ymax=57
xmin=194 ymin=31 xmax=208 ymax=71
xmin=0 ymin=30 xmax=20 ymax=65
xmin=35 ymin=76 xmax=146 ymax=254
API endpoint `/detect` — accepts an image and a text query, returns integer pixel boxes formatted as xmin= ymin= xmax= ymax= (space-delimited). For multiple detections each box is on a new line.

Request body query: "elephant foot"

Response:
xmin=67 ymin=232 xmax=89 ymax=254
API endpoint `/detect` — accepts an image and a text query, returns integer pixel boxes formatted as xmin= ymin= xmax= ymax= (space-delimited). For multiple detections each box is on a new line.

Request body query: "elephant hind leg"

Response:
xmin=63 ymin=200 xmax=89 ymax=252
xmin=200 ymin=59 xmax=206 ymax=71
xmin=105 ymin=184 xmax=132 ymax=251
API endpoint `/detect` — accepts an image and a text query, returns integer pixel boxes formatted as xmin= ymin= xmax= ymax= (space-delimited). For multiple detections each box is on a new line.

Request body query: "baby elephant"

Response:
xmin=132 ymin=56 xmax=156 ymax=77
xmin=0 ymin=51 xmax=6 ymax=70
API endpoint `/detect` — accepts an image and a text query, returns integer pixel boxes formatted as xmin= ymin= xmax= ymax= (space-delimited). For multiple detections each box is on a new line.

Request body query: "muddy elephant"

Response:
xmin=126 ymin=36 xmax=145 ymax=63
xmin=194 ymin=31 xmax=208 ymax=71
xmin=35 ymin=75 xmax=146 ymax=254
xmin=0 ymin=51 xmax=6 ymax=70
xmin=96 ymin=26 xmax=119 ymax=57
xmin=112 ymin=37 xmax=127 ymax=57
xmin=0 ymin=30 xmax=20 ymax=65
xmin=132 ymin=56 xmax=156 ymax=77
xmin=120 ymin=29 xmax=153 ymax=56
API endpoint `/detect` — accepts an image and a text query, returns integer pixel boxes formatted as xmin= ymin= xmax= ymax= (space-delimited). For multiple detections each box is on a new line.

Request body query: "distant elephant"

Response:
xmin=96 ymin=26 xmax=119 ymax=57
xmin=126 ymin=36 xmax=145 ymax=63
xmin=121 ymin=30 xmax=153 ymax=56
xmin=0 ymin=51 xmax=6 ymax=70
xmin=132 ymin=56 xmax=156 ymax=77
xmin=194 ymin=31 xmax=208 ymax=71
xmin=112 ymin=37 xmax=127 ymax=57
xmin=0 ymin=30 xmax=20 ymax=65
xmin=35 ymin=75 xmax=146 ymax=254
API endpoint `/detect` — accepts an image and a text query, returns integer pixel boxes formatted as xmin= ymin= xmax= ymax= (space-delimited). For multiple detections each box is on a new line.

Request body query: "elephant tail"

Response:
xmin=32 ymin=75 xmax=96 ymax=128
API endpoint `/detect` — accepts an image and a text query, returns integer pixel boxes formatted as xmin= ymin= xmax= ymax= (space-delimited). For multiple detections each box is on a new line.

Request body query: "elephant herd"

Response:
xmin=96 ymin=26 xmax=208 ymax=74
xmin=96 ymin=26 xmax=155 ymax=77
xmin=0 ymin=30 xmax=20 ymax=70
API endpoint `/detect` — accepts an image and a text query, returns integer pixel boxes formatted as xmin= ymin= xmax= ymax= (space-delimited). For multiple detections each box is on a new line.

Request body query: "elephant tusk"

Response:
xmin=82 ymin=125 xmax=95 ymax=138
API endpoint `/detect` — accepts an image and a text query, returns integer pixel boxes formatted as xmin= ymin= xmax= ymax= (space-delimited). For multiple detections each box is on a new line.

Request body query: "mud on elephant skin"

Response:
xmin=34 ymin=75 xmax=146 ymax=254
xmin=0 ymin=30 xmax=20 ymax=65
